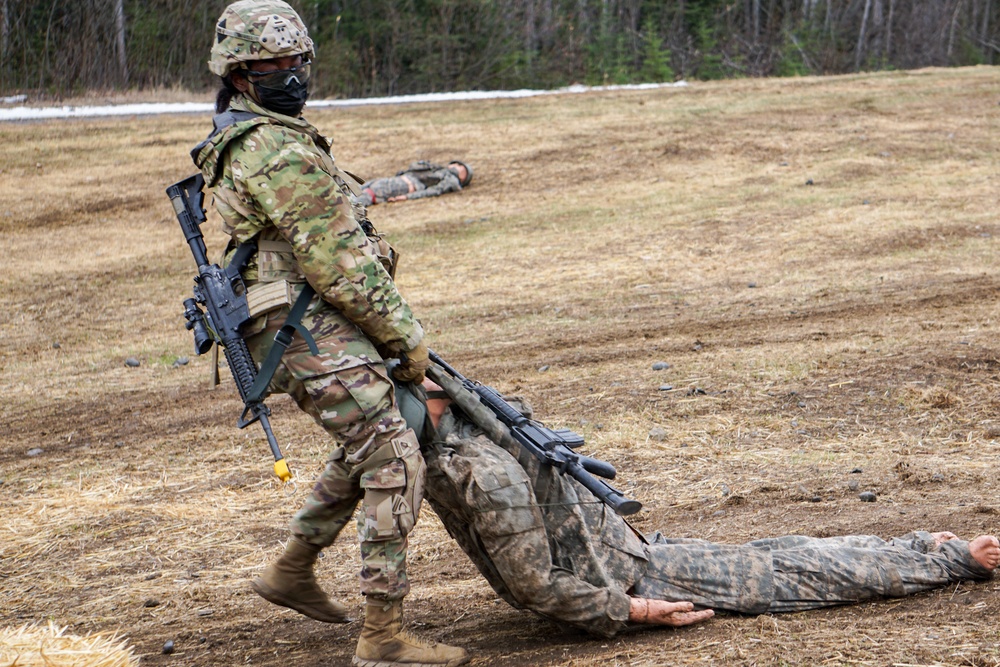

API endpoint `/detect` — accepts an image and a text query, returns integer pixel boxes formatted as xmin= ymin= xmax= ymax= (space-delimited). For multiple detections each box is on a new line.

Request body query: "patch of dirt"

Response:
xmin=4 ymin=68 xmax=1000 ymax=666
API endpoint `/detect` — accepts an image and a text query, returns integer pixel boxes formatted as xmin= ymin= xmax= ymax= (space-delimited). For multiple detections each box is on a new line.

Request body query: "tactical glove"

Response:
xmin=392 ymin=340 xmax=431 ymax=384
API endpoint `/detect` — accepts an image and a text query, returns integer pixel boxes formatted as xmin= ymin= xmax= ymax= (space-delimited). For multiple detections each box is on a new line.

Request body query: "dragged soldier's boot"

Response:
xmin=353 ymin=599 xmax=470 ymax=667
xmin=251 ymin=536 xmax=352 ymax=623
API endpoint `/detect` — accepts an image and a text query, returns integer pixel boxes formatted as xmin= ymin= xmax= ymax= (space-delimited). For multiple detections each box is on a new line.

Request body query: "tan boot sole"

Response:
xmin=250 ymin=577 xmax=353 ymax=623
xmin=352 ymin=656 xmax=471 ymax=667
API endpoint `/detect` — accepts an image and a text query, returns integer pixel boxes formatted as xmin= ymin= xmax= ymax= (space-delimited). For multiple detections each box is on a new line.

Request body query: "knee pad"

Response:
xmin=359 ymin=449 xmax=425 ymax=541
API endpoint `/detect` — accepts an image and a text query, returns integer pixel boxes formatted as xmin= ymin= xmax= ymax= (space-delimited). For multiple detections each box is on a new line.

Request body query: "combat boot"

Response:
xmin=353 ymin=599 xmax=470 ymax=667
xmin=251 ymin=536 xmax=352 ymax=623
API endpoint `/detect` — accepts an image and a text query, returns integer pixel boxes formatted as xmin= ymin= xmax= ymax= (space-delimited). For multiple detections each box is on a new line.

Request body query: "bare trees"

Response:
xmin=0 ymin=0 xmax=226 ymax=95
xmin=114 ymin=0 xmax=128 ymax=85
xmin=0 ymin=0 xmax=997 ymax=98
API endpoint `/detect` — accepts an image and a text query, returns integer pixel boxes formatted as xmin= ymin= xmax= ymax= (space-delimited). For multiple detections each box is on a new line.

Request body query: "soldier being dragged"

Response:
xmin=408 ymin=366 xmax=1000 ymax=636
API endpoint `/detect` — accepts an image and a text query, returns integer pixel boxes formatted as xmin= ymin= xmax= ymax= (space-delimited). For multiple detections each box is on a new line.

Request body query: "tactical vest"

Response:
xmin=193 ymin=107 xmax=399 ymax=320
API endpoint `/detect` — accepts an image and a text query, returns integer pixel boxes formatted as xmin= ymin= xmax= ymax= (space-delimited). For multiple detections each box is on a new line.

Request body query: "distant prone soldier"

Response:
xmin=353 ymin=160 xmax=473 ymax=206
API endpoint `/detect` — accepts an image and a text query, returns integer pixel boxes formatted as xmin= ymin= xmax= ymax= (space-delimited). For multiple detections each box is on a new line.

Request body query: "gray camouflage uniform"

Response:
xmin=417 ymin=366 xmax=993 ymax=637
xmin=353 ymin=161 xmax=465 ymax=206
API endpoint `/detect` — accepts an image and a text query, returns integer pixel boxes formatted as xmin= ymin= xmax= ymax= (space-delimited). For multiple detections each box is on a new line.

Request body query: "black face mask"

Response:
xmin=244 ymin=60 xmax=311 ymax=116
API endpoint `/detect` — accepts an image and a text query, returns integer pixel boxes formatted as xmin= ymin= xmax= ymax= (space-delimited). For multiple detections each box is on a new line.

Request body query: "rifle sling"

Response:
xmin=246 ymin=283 xmax=318 ymax=404
xmin=227 ymin=238 xmax=258 ymax=277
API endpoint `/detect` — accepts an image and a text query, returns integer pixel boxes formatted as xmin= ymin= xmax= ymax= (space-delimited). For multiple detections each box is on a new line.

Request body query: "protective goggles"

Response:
xmin=242 ymin=60 xmax=311 ymax=88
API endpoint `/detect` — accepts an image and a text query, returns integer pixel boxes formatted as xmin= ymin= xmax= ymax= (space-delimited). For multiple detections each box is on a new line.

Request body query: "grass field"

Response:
xmin=2 ymin=66 xmax=1000 ymax=666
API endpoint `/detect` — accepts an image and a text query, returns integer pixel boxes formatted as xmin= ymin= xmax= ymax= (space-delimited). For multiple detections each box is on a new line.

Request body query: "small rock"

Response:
xmin=652 ymin=361 xmax=671 ymax=371
xmin=720 ymin=484 xmax=731 ymax=496
xmin=863 ymin=199 xmax=870 ymax=205
xmin=747 ymin=282 xmax=757 ymax=288
xmin=537 ymin=365 xmax=550 ymax=373
xmin=679 ymin=443 xmax=688 ymax=448
xmin=52 ymin=342 xmax=61 ymax=349
xmin=810 ymin=496 xmax=822 ymax=503
xmin=172 ymin=356 xmax=190 ymax=367
xmin=199 ymin=637 xmax=207 ymax=644
xmin=859 ymin=491 xmax=877 ymax=502
xmin=144 ymin=599 xmax=160 ymax=608
xmin=848 ymin=479 xmax=859 ymax=491
xmin=26 ymin=448 xmax=43 ymax=457
xmin=658 ymin=384 xmax=673 ymax=391
xmin=712 ymin=510 xmax=726 ymax=517
xmin=805 ymin=178 xmax=814 ymax=185
xmin=114 ymin=441 xmax=125 ymax=448
xmin=797 ymin=401 xmax=806 ymax=408
xmin=779 ymin=161 xmax=789 ymax=166
xmin=931 ymin=472 xmax=945 ymax=482
xmin=144 ymin=573 xmax=161 ymax=581
xmin=686 ymin=387 xmax=707 ymax=396
xmin=125 ymin=357 xmax=140 ymax=368
xmin=578 ymin=419 xmax=588 ymax=426
xmin=162 ymin=640 xmax=174 ymax=655
xmin=648 ymin=427 xmax=668 ymax=442
xmin=196 ymin=609 xmax=214 ymax=617
xmin=850 ymin=467 xmax=863 ymax=474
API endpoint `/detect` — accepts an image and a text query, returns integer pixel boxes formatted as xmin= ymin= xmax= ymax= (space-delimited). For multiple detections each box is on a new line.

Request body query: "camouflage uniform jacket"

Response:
xmin=191 ymin=94 xmax=422 ymax=355
xmin=421 ymin=367 xmax=644 ymax=638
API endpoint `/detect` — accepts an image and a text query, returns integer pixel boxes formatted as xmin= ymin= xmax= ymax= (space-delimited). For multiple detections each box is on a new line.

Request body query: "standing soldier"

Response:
xmin=190 ymin=3 xmax=468 ymax=666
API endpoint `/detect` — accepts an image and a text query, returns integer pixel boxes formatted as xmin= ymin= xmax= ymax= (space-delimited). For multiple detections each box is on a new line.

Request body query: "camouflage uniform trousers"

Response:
xmin=356 ymin=175 xmax=425 ymax=206
xmin=246 ymin=299 xmax=425 ymax=601
xmin=631 ymin=532 xmax=991 ymax=614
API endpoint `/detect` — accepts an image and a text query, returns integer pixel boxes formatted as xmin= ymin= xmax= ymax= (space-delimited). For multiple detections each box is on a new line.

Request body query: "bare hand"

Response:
xmin=629 ymin=597 xmax=714 ymax=627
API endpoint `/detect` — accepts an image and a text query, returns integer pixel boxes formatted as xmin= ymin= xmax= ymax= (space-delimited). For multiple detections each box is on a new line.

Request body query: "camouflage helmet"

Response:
xmin=209 ymin=0 xmax=314 ymax=77
xmin=448 ymin=160 xmax=474 ymax=187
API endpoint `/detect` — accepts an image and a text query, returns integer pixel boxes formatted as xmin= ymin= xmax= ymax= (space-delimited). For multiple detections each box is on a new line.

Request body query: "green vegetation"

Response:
xmin=1 ymin=0 xmax=999 ymax=97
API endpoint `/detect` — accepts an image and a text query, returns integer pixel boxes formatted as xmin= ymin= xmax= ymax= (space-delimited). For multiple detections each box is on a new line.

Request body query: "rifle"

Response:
xmin=166 ymin=173 xmax=292 ymax=484
xmin=429 ymin=351 xmax=642 ymax=516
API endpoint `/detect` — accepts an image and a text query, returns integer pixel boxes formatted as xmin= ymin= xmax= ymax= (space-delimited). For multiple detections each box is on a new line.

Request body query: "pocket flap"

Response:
xmin=246 ymin=280 xmax=292 ymax=317
xmin=360 ymin=459 xmax=407 ymax=490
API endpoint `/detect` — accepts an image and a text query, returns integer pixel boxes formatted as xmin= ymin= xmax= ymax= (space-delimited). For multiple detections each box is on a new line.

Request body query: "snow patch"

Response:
xmin=0 ymin=81 xmax=688 ymax=122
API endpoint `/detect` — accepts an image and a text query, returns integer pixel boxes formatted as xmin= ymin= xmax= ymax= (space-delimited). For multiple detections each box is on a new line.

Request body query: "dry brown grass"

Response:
xmin=0 ymin=622 xmax=138 ymax=666
xmin=3 ymin=66 xmax=1000 ymax=666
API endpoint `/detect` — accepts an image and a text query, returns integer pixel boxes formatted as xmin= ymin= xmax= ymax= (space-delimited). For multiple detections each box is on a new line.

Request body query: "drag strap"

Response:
xmin=246 ymin=283 xmax=318 ymax=403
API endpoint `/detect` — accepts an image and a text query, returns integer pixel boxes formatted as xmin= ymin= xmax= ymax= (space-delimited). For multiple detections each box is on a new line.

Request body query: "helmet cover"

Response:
xmin=209 ymin=0 xmax=314 ymax=77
